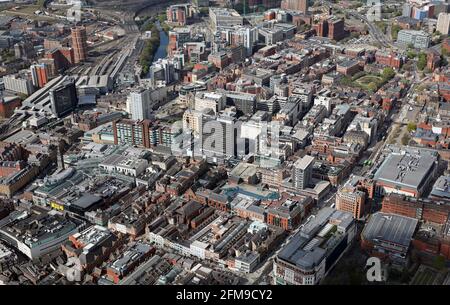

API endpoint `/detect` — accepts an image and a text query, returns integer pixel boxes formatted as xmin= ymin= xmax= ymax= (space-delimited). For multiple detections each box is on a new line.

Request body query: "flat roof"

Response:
xmin=374 ymin=148 xmax=437 ymax=191
xmin=294 ymin=155 xmax=315 ymax=170
xmin=362 ymin=212 xmax=418 ymax=247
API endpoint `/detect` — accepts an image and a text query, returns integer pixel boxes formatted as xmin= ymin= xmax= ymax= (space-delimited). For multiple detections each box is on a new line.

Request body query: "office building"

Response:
xmin=194 ymin=91 xmax=226 ymax=114
xmin=328 ymin=17 xmax=346 ymax=41
xmin=224 ymin=91 xmax=257 ymax=115
xmin=437 ymin=12 xmax=450 ymax=35
xmin=209 ymin=8 xmax=243 ymax=31
xmin=0 ymin=96 xmax=21 ymax=118
xmin=166 ymin=4 xmax=193 ymax=26
xmin=113 ymin=119 xmax=152 ymax=148
xmin=49 ymin=77 xmax=78 ymax=117
xmin=397 ymin=29 xmax=431 ymax=48
xmin=274 ymin=207 xmax=356 ymax=285
xmin=201 ymin=110 xmax=237 ymax=160
xmin=129 ymin=89 xmax=151 ymax=120
xmin=106 ymin=242 xmax=154 ymax=284
xmin=402 ymin=3 xmax=412 ymax=17
xmin=30 ymin=63 xmax=49 ymax=88
xmin=3 ymin=75 xmax=34 ymax=95
xmin=71 ymin=26 xmax=88 ymax=63
xmin=62 ymin=225 xmax=121 ymax=272
xmin=336 ymin=176 xmax=370 ymax=219
xmin=293 ymin=155 xmax=315 ymax=190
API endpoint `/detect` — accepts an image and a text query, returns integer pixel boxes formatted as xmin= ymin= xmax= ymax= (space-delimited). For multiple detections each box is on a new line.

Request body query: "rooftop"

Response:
xmin=362 ymin=212 xmax=418 ymax=247
xmin=374 ymin=147 xmax=438 ymax=191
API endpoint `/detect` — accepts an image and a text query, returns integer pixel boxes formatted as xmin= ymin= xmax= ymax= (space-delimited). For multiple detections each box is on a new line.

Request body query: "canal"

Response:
xmin=145 ymin=21 xmax=168 ymax=78
xmin=153 ymin=21 xmax=168 ymax=63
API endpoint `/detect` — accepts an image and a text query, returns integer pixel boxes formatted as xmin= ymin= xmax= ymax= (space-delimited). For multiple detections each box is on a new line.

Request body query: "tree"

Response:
xmin=367 ymin=82 xmax=378 ymax=92
xmin=407 ymin=122 xmax=417 ymax=132
xmin=382 ymin=67 xmax=395 ymax=81
xmin=391 ymin=24 xmax=401 ymax=40
xmin=401 ymin=133 xmax=410 ymax=145
xmin=407 ymin=50 xmax=417 ymax=59
xmin=417 ymin=52 xmax=427 ymax=71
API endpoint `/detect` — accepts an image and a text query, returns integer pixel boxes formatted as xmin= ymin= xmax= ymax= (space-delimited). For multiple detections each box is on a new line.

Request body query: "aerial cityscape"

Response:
xmin=0 ymin=0 xmax=449 ymax=288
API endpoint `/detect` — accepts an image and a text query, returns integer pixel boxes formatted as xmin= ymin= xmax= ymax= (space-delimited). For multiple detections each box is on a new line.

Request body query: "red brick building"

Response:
xmin=375 ymin=51 xmax=403 ymax=69
xmin=0 ymin=96 xmax=21 ymax=118
xmin=328 ymin=18 xmax=346 ymax=41
xmin=381 ymin=193 xmax=450 ymax=225
xmin=0 ymin=161 xmax=26 ymax=177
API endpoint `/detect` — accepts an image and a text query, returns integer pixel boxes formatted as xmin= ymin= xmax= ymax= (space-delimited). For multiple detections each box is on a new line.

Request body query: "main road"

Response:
xmin=321 ymin=0 xmax=392 ymax=48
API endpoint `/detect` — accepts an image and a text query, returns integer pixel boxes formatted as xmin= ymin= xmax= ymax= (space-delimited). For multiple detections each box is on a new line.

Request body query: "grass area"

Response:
xmin=374 ymin=21 xmax=387 ymax=34
xmin=341 ymin=67 xmax=396 ymax=93
xmin=3 ymin=5 xmax=56 ymax=21
xmin=357 ymin=75 xmax=382 ymax=85
xmin=391 ymin=24 xmax=401 ymax=40
xmin=9 ymin=4 xmax=41 ymax=14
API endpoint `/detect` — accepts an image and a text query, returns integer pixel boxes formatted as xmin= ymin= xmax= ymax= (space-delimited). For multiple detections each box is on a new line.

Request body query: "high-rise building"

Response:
xmin=292 ymin=155 xmax=314 ymax=190
xmin=336 ymin=177 xmax=368 ymax=219
xmin=328 ymin=17 xmax=346 ymax=41
xmin=14 ymin=42 xmax=34 ymax=60
xmin=45 ymin=47 xmax=74 ymax=71
xmin=437 ymin=13 xmax=450 ymax=35
xmin=281 ymin=0 xmax=308 ymax=13
xmin=71 ymin=26 xmax=88 ymax=64
xmin=30 ymin=63 xmax=49 ymax=88
xmin=128 ymin=89 xmax=151 ymax=120
xmin=402 ymin=3 xmax=412 ymax=17
xmin=314 ymin=19 xmax=328 ymax=37
xmin=49 ymin=77 xmax=78 ymax=117
xmin=200 ymin=110 xmax=237 ymax=160
xmin=166 ymin=4 xmax=193 ymax=26
xmin=113 ymin=119 xmax=152 ymax=148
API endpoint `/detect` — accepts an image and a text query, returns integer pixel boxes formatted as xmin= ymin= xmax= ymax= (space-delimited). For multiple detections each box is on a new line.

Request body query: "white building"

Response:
xmin=437 ymin=13 xmax=450 ymax=35
xmin=3 ymin=75 xmax=34 ymax=95
xmin=128 ymin=89 xmax=151 ymax=120
xmin=194 ymin=91 xmax=226 ymax=114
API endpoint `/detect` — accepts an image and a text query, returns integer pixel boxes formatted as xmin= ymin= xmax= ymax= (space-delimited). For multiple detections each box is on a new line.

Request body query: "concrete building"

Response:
xmin=397 ymin=29 xmax=431 ymax=48
xmin=274 ymin=207 xmax=356 ymax=285
xmin=374 ymin=146 xmax=439 ymax=198
xmin=0 ymin=207 xmax=84 ymax=260
xmin=129 ymin=89 xmax=151 ymax=120
xmin=113 ymin=119 xmax=152 ymax=148
xmin=437 ymin=12 xmax=450 ymax=35
xmin=49 ymin=77 xmax=78 ymax=118
xmin=293 ymin=155 xmax=315 ymax=190
xmin=3 ymin=75 xmax=34 ymax=95
xmin=361 ymin=212 xmax=418 ymax=264
xmin=209 ymin=8 xmax=243 ymax=32
xmin=336 ymin=176 xmax=368 ymax=219
xmin=194 ymin=91 xmax=226 ymax=114
xmin=30 ymin=63 xmax=49 ymax=88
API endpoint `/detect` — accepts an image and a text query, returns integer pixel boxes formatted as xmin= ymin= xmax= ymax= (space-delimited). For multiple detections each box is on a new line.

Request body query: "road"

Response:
xmin=321 ymin=0 xmax=392 ymax=48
